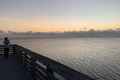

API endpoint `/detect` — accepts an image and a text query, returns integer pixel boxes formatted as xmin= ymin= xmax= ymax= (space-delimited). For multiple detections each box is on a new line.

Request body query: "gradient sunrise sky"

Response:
xmin=0 ymin=0 xmax=120 ymax=32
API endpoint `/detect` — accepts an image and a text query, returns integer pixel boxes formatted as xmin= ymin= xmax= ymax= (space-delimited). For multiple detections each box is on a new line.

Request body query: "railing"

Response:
xmin=0 ymin=45 xmax=16 ymax=55
xmin=0 ymin=44 xmax=94 ymax=80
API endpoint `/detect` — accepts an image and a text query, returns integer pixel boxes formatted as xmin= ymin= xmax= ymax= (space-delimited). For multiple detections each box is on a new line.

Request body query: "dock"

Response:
xmin=0 ymin=44 xmax=95 ymax=80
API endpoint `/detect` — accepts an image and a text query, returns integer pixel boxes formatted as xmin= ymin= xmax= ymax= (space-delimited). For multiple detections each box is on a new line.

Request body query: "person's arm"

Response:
xmin=3 ymin=40 xmax=6 ymax=45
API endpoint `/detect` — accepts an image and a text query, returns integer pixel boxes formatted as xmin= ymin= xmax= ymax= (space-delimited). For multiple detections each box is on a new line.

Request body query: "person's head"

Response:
xmin=4 ymin=37 xmax=8 ymax=40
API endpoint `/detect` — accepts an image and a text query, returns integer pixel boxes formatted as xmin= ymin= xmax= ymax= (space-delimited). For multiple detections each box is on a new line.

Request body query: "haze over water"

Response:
xmin=3 ymin=38 xmax=119 ymax=80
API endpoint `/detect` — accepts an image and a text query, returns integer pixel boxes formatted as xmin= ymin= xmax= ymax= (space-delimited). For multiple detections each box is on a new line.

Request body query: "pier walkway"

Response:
xmin=0 ymin=44 xmax=94 ymax=80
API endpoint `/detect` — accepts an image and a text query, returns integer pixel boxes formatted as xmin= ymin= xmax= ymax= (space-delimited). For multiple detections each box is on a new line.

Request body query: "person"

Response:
xmin=3 ymin=37 xmax=10 ymax=58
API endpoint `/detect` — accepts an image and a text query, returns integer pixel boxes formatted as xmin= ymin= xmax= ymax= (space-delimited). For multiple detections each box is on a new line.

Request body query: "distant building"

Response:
xmin=116 ymin=28 xmax=120 ymax=31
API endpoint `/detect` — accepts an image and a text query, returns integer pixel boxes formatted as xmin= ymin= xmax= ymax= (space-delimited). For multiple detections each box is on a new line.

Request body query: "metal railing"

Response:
xmin=0 ymin=44 xmax=94 ymax=80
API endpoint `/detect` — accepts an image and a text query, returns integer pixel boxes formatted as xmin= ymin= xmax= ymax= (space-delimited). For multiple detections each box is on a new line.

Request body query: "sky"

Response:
xmin=0 ymin=0 xmax=120 ymax=32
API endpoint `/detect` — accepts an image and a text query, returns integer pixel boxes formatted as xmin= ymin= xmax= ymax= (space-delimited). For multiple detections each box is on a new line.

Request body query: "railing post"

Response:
xmin=13 ymin=45 xmax=16 ymax=55
xmin=46 ymin=64 xmax=56 ymax=80
xmin=30 ymin=57 xmax=36 ymax=80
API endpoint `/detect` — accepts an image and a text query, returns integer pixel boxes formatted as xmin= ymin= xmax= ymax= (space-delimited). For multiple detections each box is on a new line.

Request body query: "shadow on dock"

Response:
xmin=0 ymin=55 xmax=32 ymax=80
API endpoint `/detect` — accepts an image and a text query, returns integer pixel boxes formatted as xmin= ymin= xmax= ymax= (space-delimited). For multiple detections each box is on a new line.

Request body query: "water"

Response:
xmin=2 ymin=38 xmax=120 ymax=80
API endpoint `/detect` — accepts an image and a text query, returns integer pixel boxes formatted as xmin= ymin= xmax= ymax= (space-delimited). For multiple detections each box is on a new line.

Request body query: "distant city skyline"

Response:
xmin=0 ymin=0 xmax=120 ymax=32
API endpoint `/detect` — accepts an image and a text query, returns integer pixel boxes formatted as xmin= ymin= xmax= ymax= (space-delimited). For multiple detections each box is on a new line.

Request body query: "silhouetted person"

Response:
xmin=3 ymin=37 xmax=10 ymax=59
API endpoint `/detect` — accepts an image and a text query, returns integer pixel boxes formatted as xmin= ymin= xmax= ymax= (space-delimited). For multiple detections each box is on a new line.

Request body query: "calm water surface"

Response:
xmin=4 ymin=38 xmax=120 ymax=80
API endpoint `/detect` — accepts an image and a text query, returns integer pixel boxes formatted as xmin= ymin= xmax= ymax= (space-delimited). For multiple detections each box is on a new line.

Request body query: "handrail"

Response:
xmin=0 ymin=44 xmax=95 ymax=80
xmin=0 ymin=45 xmax=16 ymax=55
